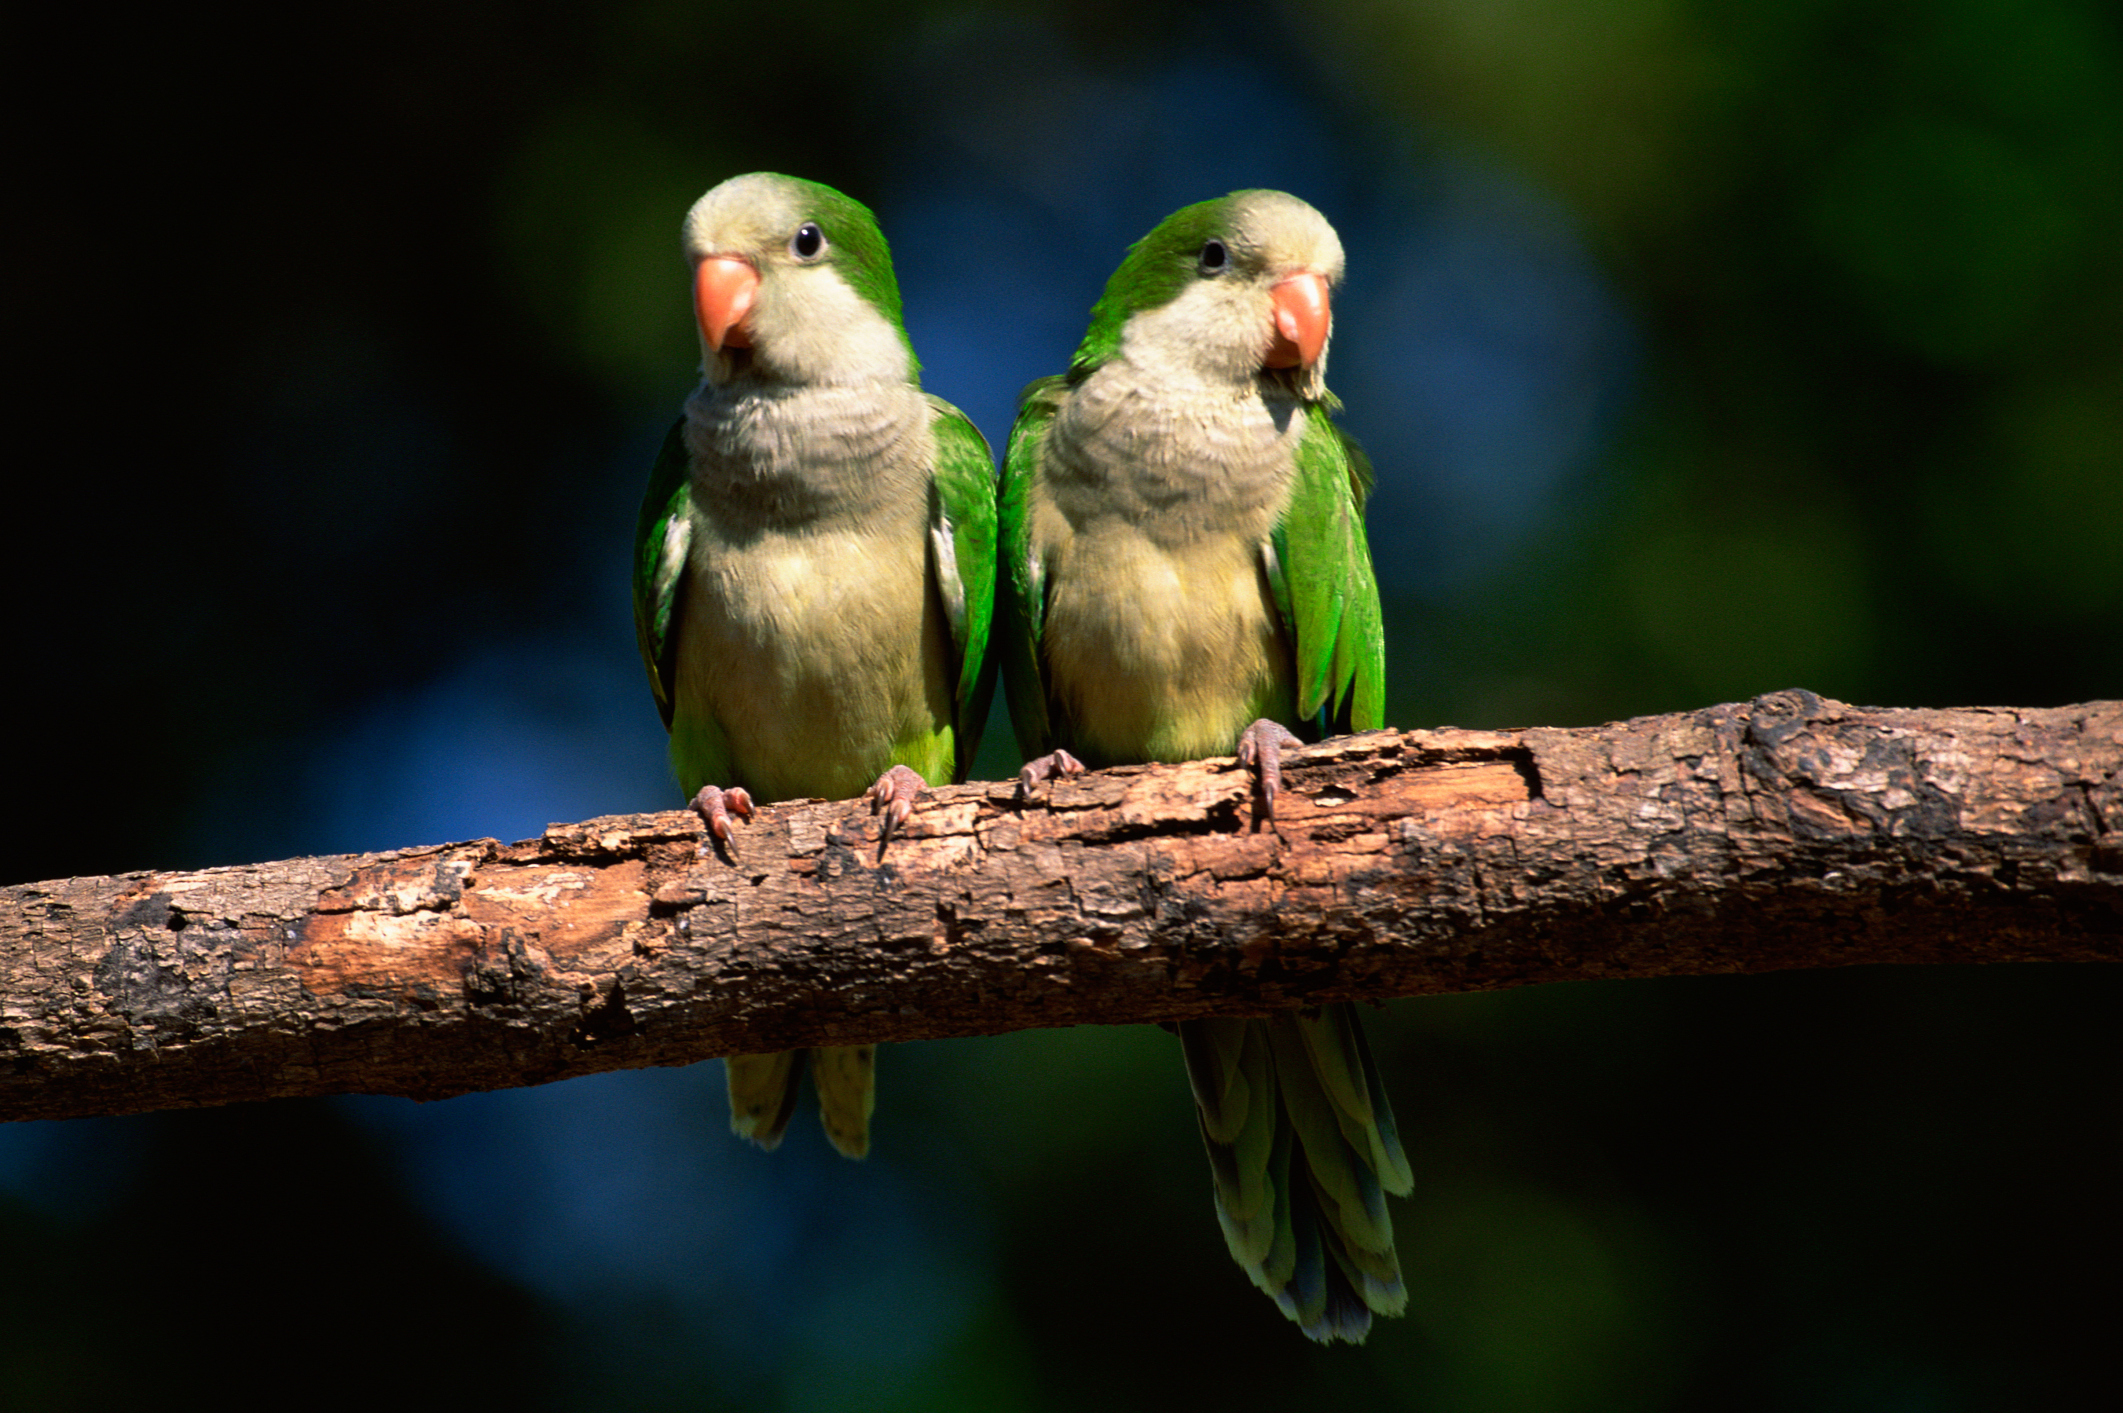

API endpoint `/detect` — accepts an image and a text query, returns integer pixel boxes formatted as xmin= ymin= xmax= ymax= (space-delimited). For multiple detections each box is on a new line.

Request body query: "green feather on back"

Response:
xmin=632 ymin=419 xmax=693 ymax=731
xmin=1272 ymin=404 xmax=1385 ymax=736
xmin=927 ymin=396 xmax=999 ymax=775
xmin=998 ymin=376 xmax=1068 ymax=760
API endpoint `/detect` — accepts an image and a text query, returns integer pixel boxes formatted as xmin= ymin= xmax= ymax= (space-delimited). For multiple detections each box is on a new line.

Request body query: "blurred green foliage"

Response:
xmin=1339 ymin=0 xmax=2123 ymax=729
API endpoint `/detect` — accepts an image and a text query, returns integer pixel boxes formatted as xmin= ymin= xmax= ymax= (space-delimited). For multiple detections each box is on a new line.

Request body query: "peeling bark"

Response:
xmin=4 ymin=691 xmax=2118 ymax=1123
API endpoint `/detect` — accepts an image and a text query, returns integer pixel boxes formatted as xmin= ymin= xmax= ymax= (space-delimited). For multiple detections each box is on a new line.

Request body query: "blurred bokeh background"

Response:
xmin=5 ymin=1 xmax=2119 ymax=1407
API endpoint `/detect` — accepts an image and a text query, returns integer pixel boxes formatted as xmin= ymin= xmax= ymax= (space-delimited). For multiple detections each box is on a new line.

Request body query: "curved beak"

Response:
xmin=1264 ymin=271 xmax=1331 ymax=369
xmin=693 ymin=255 xmax=760 ymax=352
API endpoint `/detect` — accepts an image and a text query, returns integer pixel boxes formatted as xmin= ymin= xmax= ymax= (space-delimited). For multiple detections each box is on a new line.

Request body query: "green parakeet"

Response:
xmin=632 ymin=172 xmax=996 ymax=1159
xmin=998 ymin=190 xmax=1407 ymax=1341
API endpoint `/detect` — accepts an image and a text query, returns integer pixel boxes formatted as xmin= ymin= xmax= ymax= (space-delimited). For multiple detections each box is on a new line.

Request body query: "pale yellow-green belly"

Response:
xmin=1042 ymin=525 xmax=1292 ymax=768
xmin=669 ymin=522 xmax=953 ymax=802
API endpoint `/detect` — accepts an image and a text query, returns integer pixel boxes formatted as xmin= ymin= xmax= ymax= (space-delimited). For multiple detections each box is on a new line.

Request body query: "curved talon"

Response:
xmin=865 ymin=763 xmax=929 ymax=841
xmin=1235 ymin=720 xmax=1304 ymax=823
xmin=689 ymin=784 xmax=756 ymax=853
xmin=1017 ymin=748 xmax=1086 ymax=800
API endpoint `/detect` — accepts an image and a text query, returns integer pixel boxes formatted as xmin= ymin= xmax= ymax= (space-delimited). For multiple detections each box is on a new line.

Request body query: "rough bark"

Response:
xmin=4 ymin=692 xmax=2118 ymax=1123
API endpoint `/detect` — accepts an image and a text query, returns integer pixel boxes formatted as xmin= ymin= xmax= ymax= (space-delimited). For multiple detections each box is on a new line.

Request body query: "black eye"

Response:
xmin=1198 ymin=239 xmax=1228 ymax=274
xmin=791 ymin=222 xmax=826 ymax=260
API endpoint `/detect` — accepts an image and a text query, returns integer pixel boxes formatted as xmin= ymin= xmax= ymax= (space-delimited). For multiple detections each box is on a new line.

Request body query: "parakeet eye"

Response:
xmin=1198 ymin=239 xmax=1228 ymax=274
xmin=790 ymin=223 xmax=826 ymax=260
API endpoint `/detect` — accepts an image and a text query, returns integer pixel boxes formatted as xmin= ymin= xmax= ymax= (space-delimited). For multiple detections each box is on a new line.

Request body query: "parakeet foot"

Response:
xmin=864 ymin=764 xmax=929 ymax=840
xmin=1236 ymin=719 xmax=1304 ymax=825
xmin=689 ymin=784 xmax=756 ymax=854
xmin=1017 ymin=748 xmax=1086 ymax=800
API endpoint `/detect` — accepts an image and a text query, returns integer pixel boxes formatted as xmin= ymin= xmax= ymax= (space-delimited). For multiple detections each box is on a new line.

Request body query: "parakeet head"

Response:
xmin=681 ymin=173 xmax=918 ymax=386
xmin=1071 ymin=190 xmax=1345 ymax=396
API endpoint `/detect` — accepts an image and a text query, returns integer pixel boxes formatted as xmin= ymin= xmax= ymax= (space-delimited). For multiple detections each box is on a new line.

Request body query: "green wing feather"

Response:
xmin=998 ymin=375 xmax=1069 ymax=760
xmin=926 ymin=395 xmax=999 ymax=780
xmin=1268 ymin=405 xmax=1385 ymax=737
xmin=632 ymin=419 xmax=693 ymax=731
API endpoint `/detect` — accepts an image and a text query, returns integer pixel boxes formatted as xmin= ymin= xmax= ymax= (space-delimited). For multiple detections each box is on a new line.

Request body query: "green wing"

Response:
xmin=631 ymin=418 xmax=693 ymax=731
xmin=926 ymin=395 xmax=999 ymax=781
xmin=1267 ymin=404 xmax=1385 ymax=737
xmin=997 ymin=376 xmax=1070 ymax=759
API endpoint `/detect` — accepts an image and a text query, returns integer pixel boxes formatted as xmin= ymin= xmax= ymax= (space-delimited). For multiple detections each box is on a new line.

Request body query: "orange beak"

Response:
xmin=1264 ymin=271 xmax=1331 ymax=369
xmin=693 ymin=255 xmax=760 ymax=352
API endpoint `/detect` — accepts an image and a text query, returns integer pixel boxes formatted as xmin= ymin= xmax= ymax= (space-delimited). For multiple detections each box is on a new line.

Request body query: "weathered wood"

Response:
xmin=4 ymin=691 xmax=2118 ymax=1122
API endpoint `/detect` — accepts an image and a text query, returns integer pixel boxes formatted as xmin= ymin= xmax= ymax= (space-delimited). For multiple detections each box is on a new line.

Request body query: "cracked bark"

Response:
xmin=4 ymin=691 xmax=2118 ymax=1124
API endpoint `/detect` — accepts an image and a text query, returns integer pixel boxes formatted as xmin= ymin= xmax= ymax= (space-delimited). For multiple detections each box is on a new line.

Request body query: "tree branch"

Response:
xmin=5 ymin=691 xmax=2118 ymax=1122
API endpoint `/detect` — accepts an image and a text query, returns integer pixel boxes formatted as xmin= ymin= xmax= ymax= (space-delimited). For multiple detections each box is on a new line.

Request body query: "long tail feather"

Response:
xmin=1350 ymin=1007 xmax=1413 ymax=1196
xmin=1186 ymin=1019 xmax=1280 ymax=1270
xmin=1267 ymin=1014 xmax=1393 ymax=1250
xmin=1179 ymin=1007 xmax=1410 ymax=1342
xmin=726 ymin=1050 xmax=804 ymax=1151
xmin=811 ymin=1044 xmax=877 ymax=1160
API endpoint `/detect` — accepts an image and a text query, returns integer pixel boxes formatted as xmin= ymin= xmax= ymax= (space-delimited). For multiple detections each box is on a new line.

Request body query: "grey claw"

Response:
xmin=690 ymin=784 xmax=756 ymax=855
xmin=1017 ymin=749 xmax=1086 ymax=800
xmin=865 ymin=764 xmax=928 ymax=841
xmin=1236 ymin=720 xmax=1304 ymax=822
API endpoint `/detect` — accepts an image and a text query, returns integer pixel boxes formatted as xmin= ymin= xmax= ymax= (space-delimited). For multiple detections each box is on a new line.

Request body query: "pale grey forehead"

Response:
xmin=1227 ymin=191 xmax=1344 ymax=275
xmin=682 ymin=173 xmax=803 ymax=256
